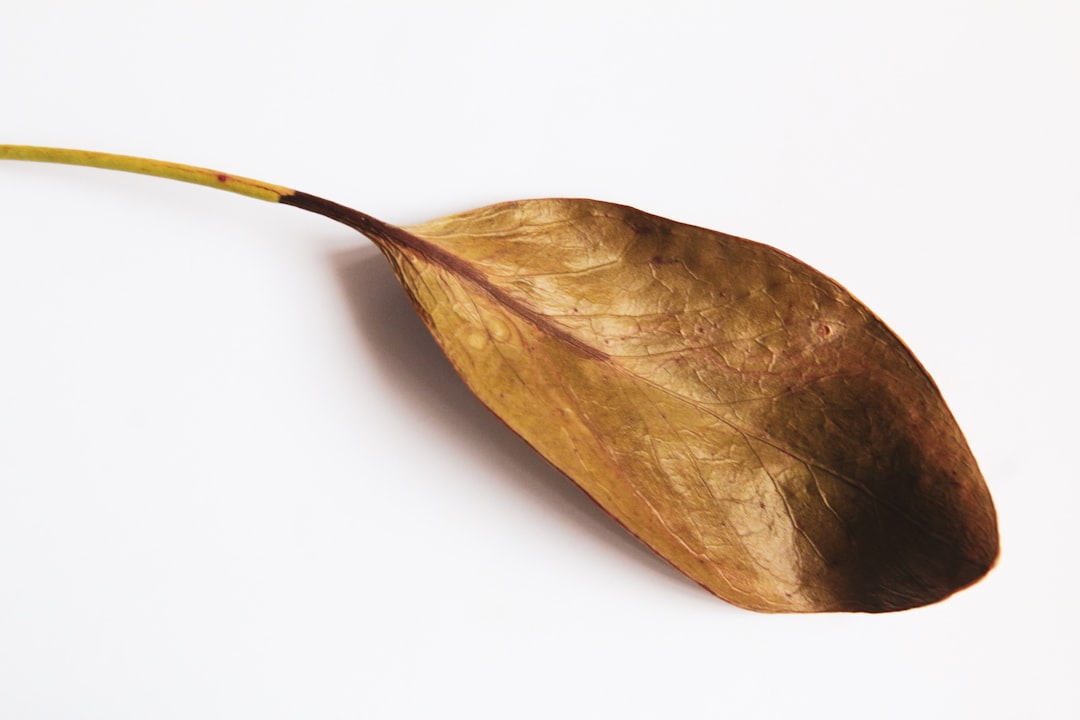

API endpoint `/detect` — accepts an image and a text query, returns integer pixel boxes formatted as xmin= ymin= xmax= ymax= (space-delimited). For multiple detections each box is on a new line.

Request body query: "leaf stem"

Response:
xmin=0 ymin=144 xmax=293 ymax=203
xmin=0 ymin=144 xmax=406 ymax=246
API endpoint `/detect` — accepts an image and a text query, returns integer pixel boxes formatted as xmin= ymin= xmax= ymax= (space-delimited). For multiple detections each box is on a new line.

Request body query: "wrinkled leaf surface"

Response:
xmin=363 ymin=199 xmax=998 ymax=613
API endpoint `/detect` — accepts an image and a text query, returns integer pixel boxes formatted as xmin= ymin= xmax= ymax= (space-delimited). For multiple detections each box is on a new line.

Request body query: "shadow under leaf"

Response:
xmin=329 ymin=244 xmax=704 ymax=600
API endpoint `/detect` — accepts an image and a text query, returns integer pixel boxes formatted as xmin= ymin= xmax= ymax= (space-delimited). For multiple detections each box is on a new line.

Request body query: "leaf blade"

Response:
xmin=384 ymin=199 xmax=997 ymax=612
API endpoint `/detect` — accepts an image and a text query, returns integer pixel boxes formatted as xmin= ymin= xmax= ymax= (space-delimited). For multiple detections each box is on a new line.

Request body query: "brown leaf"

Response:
xmin=0 ymin=146 xmax=999 ymax=612
xmin=300 ymin=195 xmax=999 ymax=613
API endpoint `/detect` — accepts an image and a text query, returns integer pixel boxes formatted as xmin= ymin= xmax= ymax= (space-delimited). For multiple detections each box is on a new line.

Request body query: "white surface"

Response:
xmin=1 ymin=2 xmax=1077 ymax=718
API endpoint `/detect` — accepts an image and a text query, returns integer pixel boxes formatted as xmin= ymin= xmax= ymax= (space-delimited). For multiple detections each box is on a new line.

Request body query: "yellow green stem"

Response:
xmin=0 ymin=144 xmax=293 ymax=203
xmin=0 ymin=143 xmax=410 ymax=252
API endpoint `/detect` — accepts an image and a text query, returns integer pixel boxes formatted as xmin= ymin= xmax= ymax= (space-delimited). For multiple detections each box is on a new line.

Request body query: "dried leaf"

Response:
xmin=1 ymin=147 xmax=999 ymax=612
xmin=330 ymin=197 xmax=999 ymax=613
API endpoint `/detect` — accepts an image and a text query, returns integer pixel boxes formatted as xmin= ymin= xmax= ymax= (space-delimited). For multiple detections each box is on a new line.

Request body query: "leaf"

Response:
xmin=0 ymin=147 xmax=999 ymax=612
xmin=327 ymin=196 xmax=999 ymax=613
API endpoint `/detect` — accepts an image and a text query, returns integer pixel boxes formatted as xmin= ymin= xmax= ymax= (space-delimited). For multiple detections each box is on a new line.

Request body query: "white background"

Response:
xmin=1 ymin=2 xmax=1077 ymax=718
